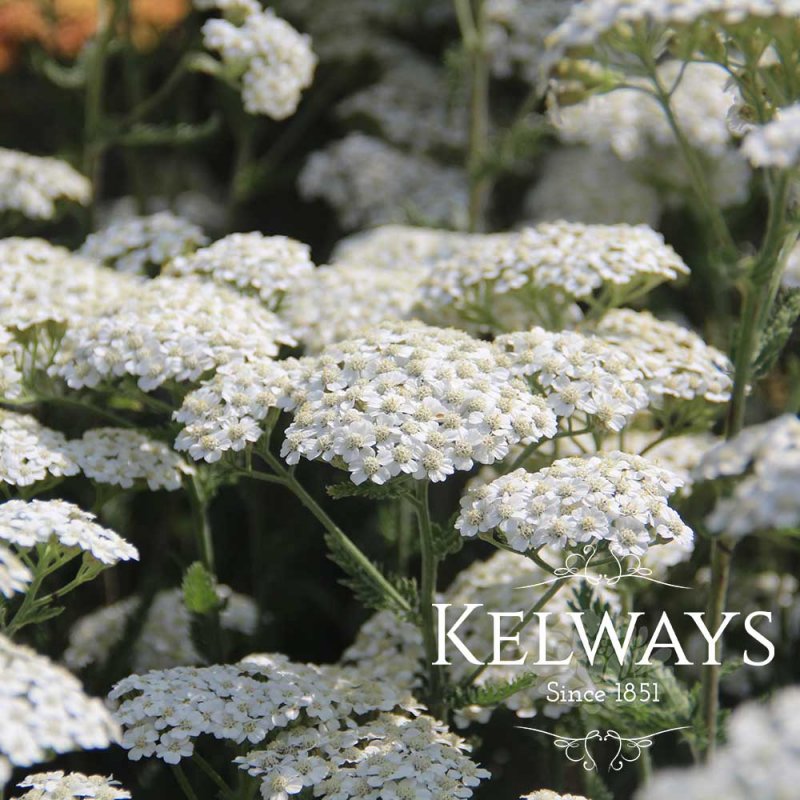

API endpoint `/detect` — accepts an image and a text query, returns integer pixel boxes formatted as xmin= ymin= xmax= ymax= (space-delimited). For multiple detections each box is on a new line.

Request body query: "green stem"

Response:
xmin=701 ymin=538 xmax=733 ymax=758
xmin=193 ymin=753 xmax=237 ymax=800
xmin=413 ymin=481 xmax=445 ymax=717
xmin=82 ymin=0 xmax=117 ymax=223
xmin=462 ymin=579 xmax=564 ymax=687
xmin=645 ymin=65 xmax=737 ymax=259
xmin=124 ymin=54 xmax=192 ymax=125
xmin=726 ymin=174 xmax=791 ymax=436
xmin=172 ymin=766 xmax=200 ymax=800
xmin=257 ymin=453 xmax=411 ymax=615
xmin=9 ymin=394 xmax=134 ymax=428
xmin=702 ymin=174 xmax=790 ymax=759
xmin=455 ymin=0 xmax=491 ymax=231
xmin=187 ymin=475 xmax=215 ymax=573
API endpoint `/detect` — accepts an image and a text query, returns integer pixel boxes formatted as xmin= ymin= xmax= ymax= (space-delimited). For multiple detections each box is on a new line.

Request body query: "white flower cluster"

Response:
xmin=281 ymin=262 xmax=429 ymax=352
xmin=695 ymin=414 xmax=800 ymax=536
xmin=13 ymin=772 xmax=130 ymax=800
xmin=201 ymin=4 xmax=316 ymax=119
xmin=784 ymin=239 xmax=800 ymax=288
xmin=0 ymin=327 xmax=23 ymax=400
xmin=496 ymin=327 xmax=649 ymax=431
xmin=525 ymin=147 xmax=662 ymax=226
xmin=0 ymin=238 xmax=141 ymax=330
xmin=637 ymin=686 xmax=800 ymax=800
xmin=279 ymin=321 xmax=557 ymax=484
xmin=50 ymin=276 xmax=293 ymax=392
xmin=68 ymin=428 xmax=194 ymax=491
xmin=555 ymin=63 xmax=737 ymax=160
xmin=65 ymin=586 xmax=258 ymax=673
xmin=486 ymin=0 xmax=575 ymax=81
xmin=79 ymin=212 xmax=208 ymax=275
xmin=742 ymin=103 xmax=800 ymax=168
xmin=0 ymin=499 xmax=138 ymax=566
xmin=0 ymin=411 xmax=78 ymax=487
xmin=456 ymin=452 xmax=692 ymax=557
xmin=174 ymin=358 xmax=291 ymax=462
xmin=337 ymin=54 xmax=468 ymax=154
xmin=331 ymin=225 xmax=471 ymax=272
xmin=422 ymin=222 xmax=688 ymax=317
xmin=0 ymin=635 xmax=119 ymax=778
xmin=237 ymin=711 xmax=488 ymax=800
xmin=0 ymin=543 xmax=31 ymax=598
xmin=111 ymin=653 xmax=422 ymax=764
xmin=299 ymin=133 xmax=469 ymax=230
xmin=165 ymin=232 xmax=314 ymax=309
xmin=547 ymin=0 xmax=800 ymax=60
xmin=344 ymin=550 xmax=618 ymax=726
xmin=521 ymin=792 xmax=590 ymax=800
xmin=0 ymin=148 xmax=90 ymax=220
xmin=593 ymin=309 xmax=733 ymax=405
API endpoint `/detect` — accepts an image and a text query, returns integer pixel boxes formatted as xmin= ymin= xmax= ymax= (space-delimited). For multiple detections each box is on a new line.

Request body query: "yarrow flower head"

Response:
xmin=546 ymin=0 xmax=800 ymax=66
xmin=110 ymin=653 xmax=424 ymax=764
xmin=201 ymin=3 xmax=316 ymax=119
xmin=343 ymin=550 xmax=619 ymax=726
xmin=0 ymin=499 xmax=138 ymax=566
xmin=337 ymin=53 xmax=468 ymax=155
xmin=65 ymin=586 xmax=258 ymax=673
xmin=694 ymin=414 xmax=800 ymax=537
xmin=299 ymin=133 xmax=469 ymax=230
xmin=456 ymin=452 xmax=692 ymax=557
xmin=174 ymin=358 xmax=291 ymax=462
xmin=0 ymin=327 xmax=23 ymax=401
xmin=0 ymin=543 xmax=31 ymax=598
xmin=165 ymin=232 xmax=315 ymax=309
xmin=742 ymin=103 xmax=800 ymax=168
xmin=67 ymin=428 xmax=194 ymax=491
xmin=0 ymin=148 xmax=90 ymax=220
xmin=524 ymin=147 xmax=662 ymax=226
xmin=418 ymin=222 xmax=689 ymax=327
xmin=281 ymin=262 xmax=429 ymax=352
xmin=0 ymin=238 xmax=141 ymax=330
xmin=551 ymin=62 xmax=739 ymax=161
xmin=331 ymin=225 xmax=471 ymax=272
xmin=636 ymin=686 xmax=800 ymax=800
xmin=592 ymin=309 xmax=733 ymax=406
xmin=14 ymin=772 xmax=130 ymax=800
xmin=50 ymin=276 xmax=294 ymax=392
xmin=0 ymin=635 xmax=119 ymax=775
xmin=486 ymin=0 xmax=575 ymax=82
xmin=496 ymin=327 xmax=650 ymax=431
xmin=236 ymin=711 xmax=489 ymax=800
xmin=0 ymin=411 xmax=78 ymax=487
xmin=521 ymin=792 xmax=591 ymax=800
xmin=79 ymin=212 xmax=208 ymax=275
xmin=279 ymin=321 xmax=558 ymax=484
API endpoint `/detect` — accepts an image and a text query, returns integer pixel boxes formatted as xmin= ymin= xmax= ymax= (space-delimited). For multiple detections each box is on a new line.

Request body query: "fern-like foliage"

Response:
xmin=323 ymin=530 xmax=419 ymax=621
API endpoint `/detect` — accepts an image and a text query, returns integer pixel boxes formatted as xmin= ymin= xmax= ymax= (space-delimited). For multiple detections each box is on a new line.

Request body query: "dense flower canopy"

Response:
xmin=456 ymin=452 xmax=692 ymax=557
xmin=0 ymin=635 xmax=119 ymax=775
xmin=279 ymin=321 xmax=558 ymax=483
xmin=0 ymin=149 xmax=90 ymax=220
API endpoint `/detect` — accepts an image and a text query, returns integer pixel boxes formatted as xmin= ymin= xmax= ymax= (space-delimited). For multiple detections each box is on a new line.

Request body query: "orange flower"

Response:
xmin=0 ymin=0 xmax=190 ymax=71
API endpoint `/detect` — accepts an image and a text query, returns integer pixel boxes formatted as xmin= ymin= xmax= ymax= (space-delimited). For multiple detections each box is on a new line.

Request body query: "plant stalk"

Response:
xmin=703 ymin=172 xmax=790 ymax=758
xmin=414 ymin=481 xmax=445 ymax=718
xmin=258 ymin=453 xmax=412 ymax=615
xmin=455 ymin=0 xmax=491 ymax=231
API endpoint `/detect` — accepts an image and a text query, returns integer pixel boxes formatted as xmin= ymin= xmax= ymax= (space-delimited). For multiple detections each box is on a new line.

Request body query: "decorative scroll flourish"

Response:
xmin=517 ymin=726 xmax=691 ymax=772
xmin=517 ymin=544 xmax=690 ymax=590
